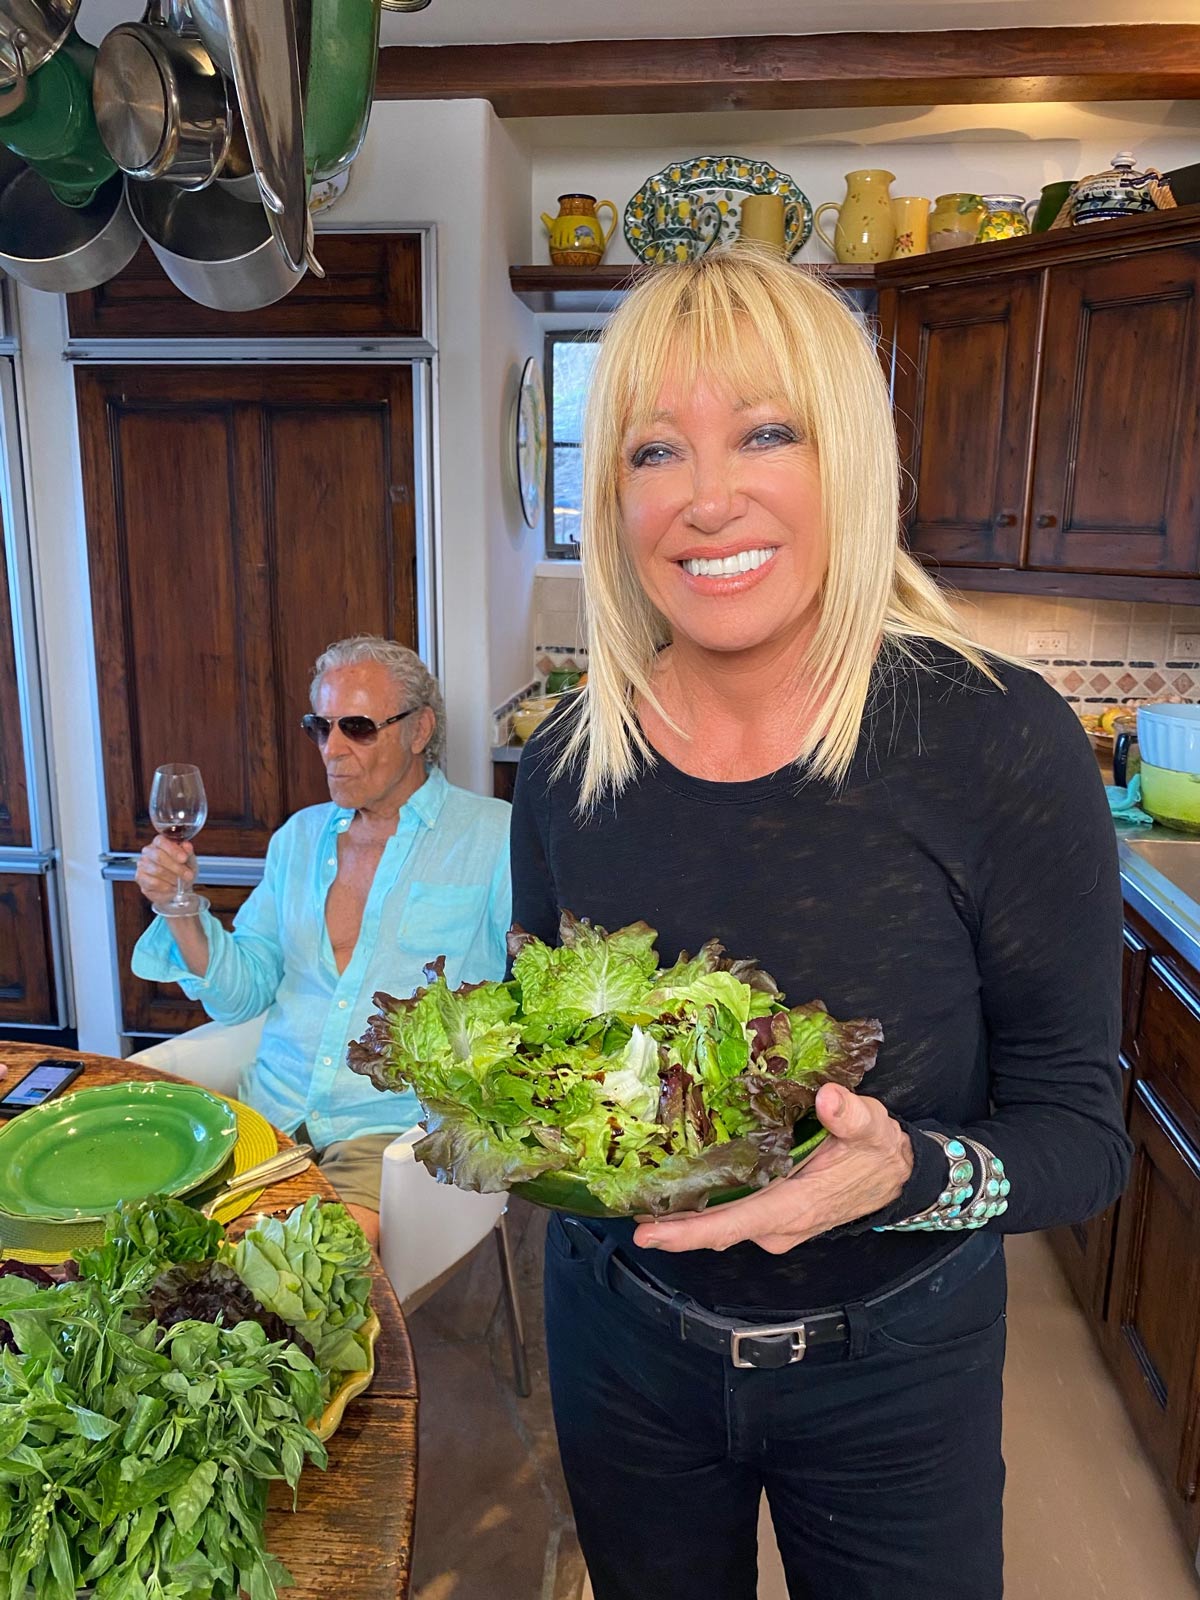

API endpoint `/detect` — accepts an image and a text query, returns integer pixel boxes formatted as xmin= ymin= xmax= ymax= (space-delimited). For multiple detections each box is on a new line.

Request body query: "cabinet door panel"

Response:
xmin=112 ymin=879 xmax=254 ymax=1035
xmin=0 ymin=503 xmax=30 ymax=849
xmin=0 ymin=873 xmax=55 ymax=1025
xmin=1139 ymin=960 xmax=1200 ymax=1143
xmin=77 ymin=366 xmax=418 ymax=858
xmin=1028 ymin=246 xmax=1200 ymax=576
xmin=892 ymin=273 xmax=1041 ymax=567
xmin=1108 ymin=1081 xmax=1200 ymax=1523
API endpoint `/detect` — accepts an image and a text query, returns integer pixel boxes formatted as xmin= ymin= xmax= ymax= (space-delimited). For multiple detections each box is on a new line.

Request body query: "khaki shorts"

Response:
xmin=294 ymin=1125 xmax=396 ymax=1212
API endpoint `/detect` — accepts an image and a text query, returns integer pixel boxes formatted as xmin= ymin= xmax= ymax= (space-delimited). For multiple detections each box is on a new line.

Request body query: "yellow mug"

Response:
xmin=890 ymin=196 xmax=931 ymax=257
xmin=737 ymin=193 xmax=803 ymax=253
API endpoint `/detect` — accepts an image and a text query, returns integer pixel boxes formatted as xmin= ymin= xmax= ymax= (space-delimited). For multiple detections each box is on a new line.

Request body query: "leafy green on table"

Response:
xmin=348 ymin=912 xmax=883 ymax=1214
xmin=231 ymin=1197 xmax=374 ymax=1380
xmin=0 ymin=1192 xmax=375 ymax=1599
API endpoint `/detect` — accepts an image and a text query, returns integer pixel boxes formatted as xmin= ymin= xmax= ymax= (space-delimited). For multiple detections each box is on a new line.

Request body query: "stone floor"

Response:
xmin=407 ymin=1199 xmax=585 ymax=1600
xmin=408 ymin=1220 xmax=1200 ymax=1600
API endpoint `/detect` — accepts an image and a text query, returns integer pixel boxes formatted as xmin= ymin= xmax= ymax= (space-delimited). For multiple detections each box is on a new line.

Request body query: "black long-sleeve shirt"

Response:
xmin=510 ymin=641 xmax=1132 ymax=1312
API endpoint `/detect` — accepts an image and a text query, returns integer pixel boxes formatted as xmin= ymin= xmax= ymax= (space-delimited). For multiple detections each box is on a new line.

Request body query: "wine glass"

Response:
xmin=148 ymin=763 xmax=210 ymax=918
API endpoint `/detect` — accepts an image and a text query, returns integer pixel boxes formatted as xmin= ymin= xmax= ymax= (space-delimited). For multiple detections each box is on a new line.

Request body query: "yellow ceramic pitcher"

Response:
xmin=814 ymin=169 xmax=896 ymax=263
xmin=541 ymin=193 xmax=617 ymax=268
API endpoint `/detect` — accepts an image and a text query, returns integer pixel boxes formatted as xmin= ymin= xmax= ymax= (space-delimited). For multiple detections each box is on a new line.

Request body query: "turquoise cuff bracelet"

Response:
xmin=873 ymin=1132 xmax=1010 ymax=1233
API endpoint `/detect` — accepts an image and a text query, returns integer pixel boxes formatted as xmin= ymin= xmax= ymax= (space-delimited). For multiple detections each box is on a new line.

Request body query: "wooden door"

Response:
xmin=76 ymin=366 xmax=418 ymax=859
xmin=112 ymin=879 xmax=254 ymax=1035
xmin=891 ymin=272 xmax=1041 ymax=567
xmin=1028 ymin=245 xmax=1200 ymax=576
xmin=0 ymin=500 xmax=29 ymax=850
xmin=1107 ymin=1080 xmax=1200 ymax=1535
xmin=0 ymin=873 xmax=55 ymax=1025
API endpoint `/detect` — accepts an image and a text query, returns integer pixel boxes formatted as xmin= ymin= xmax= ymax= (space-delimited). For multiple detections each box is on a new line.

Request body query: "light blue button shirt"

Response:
xmin=132 ymin=767 xmax=512 ymax=1148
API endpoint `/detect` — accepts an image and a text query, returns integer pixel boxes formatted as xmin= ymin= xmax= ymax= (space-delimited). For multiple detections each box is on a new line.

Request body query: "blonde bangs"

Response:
xmin=556 ymin=246 xmax=1002 ymax=812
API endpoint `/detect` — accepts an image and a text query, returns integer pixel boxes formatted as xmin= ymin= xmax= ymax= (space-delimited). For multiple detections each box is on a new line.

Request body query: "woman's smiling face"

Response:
xmin=617 ymin=370 xmax=826 ymax=657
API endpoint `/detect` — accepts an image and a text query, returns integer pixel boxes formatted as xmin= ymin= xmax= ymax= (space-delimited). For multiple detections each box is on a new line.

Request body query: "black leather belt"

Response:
xmin=558 ymin=1216 xmax=998 ymax=1371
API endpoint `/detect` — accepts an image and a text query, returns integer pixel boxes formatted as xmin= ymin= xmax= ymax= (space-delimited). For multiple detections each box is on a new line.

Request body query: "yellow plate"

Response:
xmin=311 ymin=1310 xmax=380 ymax=1441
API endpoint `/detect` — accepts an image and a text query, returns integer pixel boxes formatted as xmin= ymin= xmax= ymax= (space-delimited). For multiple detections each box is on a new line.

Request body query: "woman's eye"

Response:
xmin=745 ymin=424 xmax=797 ymax=449
xmin=630 ymin=442 xmax=675 ymax=468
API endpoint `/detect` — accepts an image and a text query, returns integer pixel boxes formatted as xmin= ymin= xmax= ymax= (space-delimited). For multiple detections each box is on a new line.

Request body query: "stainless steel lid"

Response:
xmin=94 ymin=29 xmax=170 ymax=175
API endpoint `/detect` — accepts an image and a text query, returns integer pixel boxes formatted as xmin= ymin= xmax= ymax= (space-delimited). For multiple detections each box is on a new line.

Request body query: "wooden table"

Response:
xmin=0 ymin=1044 xmax=417 ymax=1599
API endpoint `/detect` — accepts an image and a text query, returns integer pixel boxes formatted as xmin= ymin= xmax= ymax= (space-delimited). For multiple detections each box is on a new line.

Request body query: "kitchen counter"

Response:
xmin=1118 ymin=830 xmax=1200 ymax=976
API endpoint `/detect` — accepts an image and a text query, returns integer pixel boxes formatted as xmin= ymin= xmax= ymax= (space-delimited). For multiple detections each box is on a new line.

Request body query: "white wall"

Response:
xmin=521 ymin=100 xmax=1200 ymax=264
xmin=331 ymin=99 xmax=540 ymax=789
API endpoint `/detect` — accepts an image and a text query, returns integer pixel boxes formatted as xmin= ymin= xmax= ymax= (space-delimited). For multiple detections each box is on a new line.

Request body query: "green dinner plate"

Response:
xmin=0 ymin=1081 xmax=238 ymax=1222
xmin=511 ymin=1116 xmax=829 ymax=1219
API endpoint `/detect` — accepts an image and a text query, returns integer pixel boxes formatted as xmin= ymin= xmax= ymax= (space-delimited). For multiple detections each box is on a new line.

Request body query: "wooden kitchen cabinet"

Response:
xmin=1027 ymin=245 xmax=1200 ymax=578
xmin=76 ymin=365 xmax=418 ymax=859
xmin=891 ymin=273 xmax=1040 ymax=568
xmin=880 ymin=206 xmax=1200 ymax=603
xmin=1107 ymin=1080 xmax=1200 ymax=1538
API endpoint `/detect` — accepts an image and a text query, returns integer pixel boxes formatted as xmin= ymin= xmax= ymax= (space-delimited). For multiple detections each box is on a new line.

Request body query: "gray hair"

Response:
xmin=310 ymin=635 xmax=446 ymax=765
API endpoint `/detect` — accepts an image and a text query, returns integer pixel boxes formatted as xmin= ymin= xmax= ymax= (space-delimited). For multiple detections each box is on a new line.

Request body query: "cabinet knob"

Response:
xmin=993 ymin=512 xmax=1017 ymax=528
xmin=1035 ymin=512 xmax=1058 ymax=529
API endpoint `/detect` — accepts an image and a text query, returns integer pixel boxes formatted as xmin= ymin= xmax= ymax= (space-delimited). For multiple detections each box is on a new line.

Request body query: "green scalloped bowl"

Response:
xmin=510 ymin=1116 xmax=828 ymax=1219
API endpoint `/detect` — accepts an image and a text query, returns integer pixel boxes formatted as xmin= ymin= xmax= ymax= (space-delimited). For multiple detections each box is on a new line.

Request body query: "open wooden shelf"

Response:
xmin=510 ymin=262 xmax=876 ymax=313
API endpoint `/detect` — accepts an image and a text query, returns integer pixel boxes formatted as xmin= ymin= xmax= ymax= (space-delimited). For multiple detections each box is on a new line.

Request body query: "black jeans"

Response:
xmin=544 ymin=1216 xmax=1007 ymax=1600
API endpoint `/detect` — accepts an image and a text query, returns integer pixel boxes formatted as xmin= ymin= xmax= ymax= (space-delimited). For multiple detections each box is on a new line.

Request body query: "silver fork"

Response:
xmin=200 ymin=1143 xmax=314 ymax=1218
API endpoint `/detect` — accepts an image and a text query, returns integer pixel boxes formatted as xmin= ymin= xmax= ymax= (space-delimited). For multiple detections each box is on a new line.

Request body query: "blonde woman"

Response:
xmin=511 ymin=249 xmax=1129 ymax=1600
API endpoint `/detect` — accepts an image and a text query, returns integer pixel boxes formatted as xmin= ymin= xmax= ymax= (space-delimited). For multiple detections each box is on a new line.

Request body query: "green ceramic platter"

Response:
xmin=0 ymin=1081 xmax=238 ymax=1222
xmin=511 ymin=1115 xmax=829 ymax=1219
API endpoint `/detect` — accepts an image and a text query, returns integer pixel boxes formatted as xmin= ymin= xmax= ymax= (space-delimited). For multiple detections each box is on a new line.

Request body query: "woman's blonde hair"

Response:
xmin=556 ymin=245 xmax=998 ymax=810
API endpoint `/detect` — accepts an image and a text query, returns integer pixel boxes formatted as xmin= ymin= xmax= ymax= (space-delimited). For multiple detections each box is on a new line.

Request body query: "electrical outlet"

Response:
xmin=1026 ymin=631 xmax=1068 ymax=656
xmin=1171 ymin=632 xmax=1200 ymax=659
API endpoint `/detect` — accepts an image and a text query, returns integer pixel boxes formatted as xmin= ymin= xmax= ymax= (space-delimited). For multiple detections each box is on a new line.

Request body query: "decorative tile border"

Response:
xmin=1031 ymin=658 xmax=1199 ymax=705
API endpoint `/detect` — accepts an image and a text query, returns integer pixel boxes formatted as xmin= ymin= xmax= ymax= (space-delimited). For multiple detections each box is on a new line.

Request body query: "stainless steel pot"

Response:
xmin=0 ymin=162 xmax=140 ymax=291
xmin=125 ymin=176 xmax=305 ymax=310
xmin=93 ymin=0 xmax=229 ymax=189
xmin=185 ymin=0 xmax=230 ymax=75
xmin=0 ymin=0 xmax=80 ymax=89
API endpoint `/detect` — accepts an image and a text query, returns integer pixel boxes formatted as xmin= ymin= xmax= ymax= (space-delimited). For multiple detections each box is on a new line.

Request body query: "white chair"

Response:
xmin=127 ymin=1017 xmax=531 ymax=1396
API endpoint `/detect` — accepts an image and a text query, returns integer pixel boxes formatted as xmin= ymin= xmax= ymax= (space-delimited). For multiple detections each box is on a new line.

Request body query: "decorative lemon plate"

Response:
xmin=624 ymin=154 xmax=813 ymax=265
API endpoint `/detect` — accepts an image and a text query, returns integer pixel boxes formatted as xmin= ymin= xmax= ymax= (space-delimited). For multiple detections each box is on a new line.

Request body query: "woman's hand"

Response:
xmin=633 ymin=1084 xmax=914 ymax=1256
xmin=135 ymin=836 xmax=197 ymax=907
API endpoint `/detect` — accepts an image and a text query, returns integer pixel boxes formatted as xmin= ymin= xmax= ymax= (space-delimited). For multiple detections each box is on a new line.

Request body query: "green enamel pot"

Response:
xmin=0 ymin=31 xmax=116 ymax=206
xmin=303 ymin=0 xmax=381 ymax=182
xmin=510 ymin=1115 xmax=829 ymax=1220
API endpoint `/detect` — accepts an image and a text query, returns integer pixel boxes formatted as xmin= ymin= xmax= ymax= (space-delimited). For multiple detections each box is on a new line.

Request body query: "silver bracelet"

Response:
xmin=873 ymin=1132 xmax=1009 ymax=1233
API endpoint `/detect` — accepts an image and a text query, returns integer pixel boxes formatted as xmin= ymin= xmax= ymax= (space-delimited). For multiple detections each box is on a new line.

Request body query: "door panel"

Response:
xmin=0 ymin=500 xmax=30 ymax=849
xmin=892 ymin=273 xmax=1041 ymax=567
xmin=1028 ymin=246 xmax=1200 ymax=576
xmin=1107 ymin=1081 xmax=1200 ymax=1529
xmin=112 ymin=879 xmax=255 ymax=1035
xmin=77 ymin=366 xmax=418 ymax=858
xmin=0 ymin=872 xmax=55 ymax=1025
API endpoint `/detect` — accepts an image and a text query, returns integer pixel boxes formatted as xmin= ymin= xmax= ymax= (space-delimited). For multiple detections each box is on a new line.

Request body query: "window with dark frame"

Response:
xmin=545 ymin=331 xmax=601 ymax=557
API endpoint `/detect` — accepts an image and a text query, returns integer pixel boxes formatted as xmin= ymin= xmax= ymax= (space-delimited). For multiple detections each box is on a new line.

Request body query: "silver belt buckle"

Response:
xmin=730 ymin=1320 xmax=808 ymax=1369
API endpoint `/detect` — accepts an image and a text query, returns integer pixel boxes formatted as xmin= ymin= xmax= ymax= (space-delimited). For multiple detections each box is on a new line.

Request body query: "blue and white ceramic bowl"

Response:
xmin=1137 ymin=703 xmax=1200 ymax=774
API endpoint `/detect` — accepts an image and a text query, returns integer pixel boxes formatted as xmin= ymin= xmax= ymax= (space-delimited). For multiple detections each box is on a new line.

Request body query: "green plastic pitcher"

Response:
xmin=0 ymin=31 xmax=116 ymax=206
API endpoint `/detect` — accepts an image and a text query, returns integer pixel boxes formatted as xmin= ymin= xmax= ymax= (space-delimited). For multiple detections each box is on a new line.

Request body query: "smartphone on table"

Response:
xmin=0 ymin=1060 xmax=85 ymax=1117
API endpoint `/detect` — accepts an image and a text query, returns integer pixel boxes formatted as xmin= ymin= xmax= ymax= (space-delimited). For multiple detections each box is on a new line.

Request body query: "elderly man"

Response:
xmin=133 ymin=636 xmax=511 ymax=1246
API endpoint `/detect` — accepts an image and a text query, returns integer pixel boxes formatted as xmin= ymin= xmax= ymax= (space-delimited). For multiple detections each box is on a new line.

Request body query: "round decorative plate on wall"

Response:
xmin=514 ymin=355 xmax=547 ymax=529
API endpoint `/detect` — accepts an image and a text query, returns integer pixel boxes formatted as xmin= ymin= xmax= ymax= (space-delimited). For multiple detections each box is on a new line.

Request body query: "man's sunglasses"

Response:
xmin=300 ymin=708 xmax=420 ymax=747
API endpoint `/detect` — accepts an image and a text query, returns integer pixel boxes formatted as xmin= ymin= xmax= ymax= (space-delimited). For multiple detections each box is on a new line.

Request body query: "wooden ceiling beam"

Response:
xmin=374 ymin=25 xmax=1200 ymax=116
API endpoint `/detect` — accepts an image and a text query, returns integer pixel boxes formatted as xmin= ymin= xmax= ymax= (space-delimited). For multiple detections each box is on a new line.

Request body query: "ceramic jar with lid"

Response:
xmin=928 ymin=193 xmax=986 ymax=252
xmin=1059 ymin=152 xmax=1165 ymax=226
xmin=976 ymin=194 xmax=1031 ymax=244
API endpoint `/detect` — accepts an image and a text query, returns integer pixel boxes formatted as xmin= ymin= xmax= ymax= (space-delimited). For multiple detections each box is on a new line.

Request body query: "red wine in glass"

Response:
xmin=149 ymin=764 xmax=210 ymax=918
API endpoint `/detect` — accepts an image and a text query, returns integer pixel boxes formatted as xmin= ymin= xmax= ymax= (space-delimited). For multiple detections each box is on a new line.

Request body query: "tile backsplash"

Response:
xmin=946 ymin=595 xmax=1200 ymax=705
xmin=529 ymin=566 xmax=1200 ymax=713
